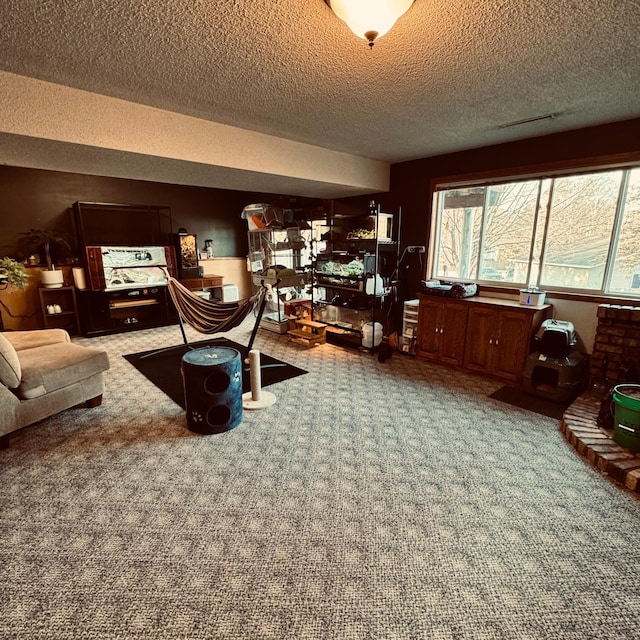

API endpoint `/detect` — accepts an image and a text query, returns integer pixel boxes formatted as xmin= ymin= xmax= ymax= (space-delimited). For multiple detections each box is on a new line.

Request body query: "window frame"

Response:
xmin=428 ymin=152 xmax=640 ymax=302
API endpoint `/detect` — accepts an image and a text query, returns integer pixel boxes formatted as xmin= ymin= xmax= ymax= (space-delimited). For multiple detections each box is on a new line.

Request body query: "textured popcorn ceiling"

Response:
xmin=0 ymin=0 xmax=639 ymax=197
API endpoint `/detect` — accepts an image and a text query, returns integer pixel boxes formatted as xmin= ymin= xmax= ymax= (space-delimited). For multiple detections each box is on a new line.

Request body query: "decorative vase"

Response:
xmin=41 ymin=269 xmax=64 ymax=288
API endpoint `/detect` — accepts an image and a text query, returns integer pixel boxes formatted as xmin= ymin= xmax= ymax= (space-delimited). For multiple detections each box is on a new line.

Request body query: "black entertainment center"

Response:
xmin=73 ymin=202 xmax=179 ymax=336
xmin=79 ymin=286 xmax=177 ymax=337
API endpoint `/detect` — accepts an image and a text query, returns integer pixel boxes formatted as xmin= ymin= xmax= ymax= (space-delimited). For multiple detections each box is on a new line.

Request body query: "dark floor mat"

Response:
xmin=124 ymin=338 xmax=306 ymax=409
xmin=489 ymin=386 xmax=571 ymax=420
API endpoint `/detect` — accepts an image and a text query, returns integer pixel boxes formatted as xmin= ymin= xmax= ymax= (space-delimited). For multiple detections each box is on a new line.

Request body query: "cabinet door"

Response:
xmin=464 ymin=306 xmax=497 ymax=374
xmin=416 ymin=298 xmax=440 ymax=360
xmin=492 ymin=310 xmax=532 ymax=382
xmin=438 ymin=302 xmax=468 ymax=366
xmin=79 ymin=291 xmax=112 ymax=335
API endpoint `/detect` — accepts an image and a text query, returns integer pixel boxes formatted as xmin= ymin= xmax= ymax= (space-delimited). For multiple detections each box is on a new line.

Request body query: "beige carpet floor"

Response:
xmin=1 ymin=319 xmax=639 ymax=639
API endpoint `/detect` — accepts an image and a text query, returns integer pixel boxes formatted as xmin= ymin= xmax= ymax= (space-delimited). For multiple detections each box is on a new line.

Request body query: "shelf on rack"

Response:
xmin=45 ymin=311 xmax=75 ymax=317
xmin=39 ymin=286 xmax=81 ymax=336
xmin=251 ymin=273 xmax=308 ymax=288
xmin=320 ymin=320 xmax=360 ymax=333
xmin=325 ymin=327 xmax=367 ymax=350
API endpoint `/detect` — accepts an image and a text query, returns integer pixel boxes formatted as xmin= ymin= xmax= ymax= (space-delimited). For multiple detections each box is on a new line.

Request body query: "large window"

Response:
xmin=431 ymin=166 xmax=640 ymax=297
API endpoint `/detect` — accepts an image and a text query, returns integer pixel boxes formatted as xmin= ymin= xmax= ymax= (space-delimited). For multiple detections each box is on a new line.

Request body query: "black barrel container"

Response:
xmin=181 ymin=346 xmax=243 ymax=433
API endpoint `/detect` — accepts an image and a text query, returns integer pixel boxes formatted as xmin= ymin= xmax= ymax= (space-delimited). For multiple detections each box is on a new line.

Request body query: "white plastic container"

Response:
xmin=362 ymin=322 xmax=383 ymax=348
xmin=519 ymin=289 xmax=546 ymax=306
xmin=365 ymin=274 xmax=384 ymax=295
xmin=222 ymin=283 xmax=239 ymax=302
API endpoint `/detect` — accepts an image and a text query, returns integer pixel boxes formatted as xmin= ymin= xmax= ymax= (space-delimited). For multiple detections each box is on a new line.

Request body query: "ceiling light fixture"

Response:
xmin=325 ymin=0 xmax=415 ymax=48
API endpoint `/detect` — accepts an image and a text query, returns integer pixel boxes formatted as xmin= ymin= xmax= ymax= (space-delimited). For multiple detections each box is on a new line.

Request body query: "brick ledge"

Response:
xmin=561 ymin=392 xmax=640 ymax=495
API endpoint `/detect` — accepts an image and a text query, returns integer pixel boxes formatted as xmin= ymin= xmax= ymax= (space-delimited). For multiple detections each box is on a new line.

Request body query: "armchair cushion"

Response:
xmin=16 ymin=342 xmax=110 ymax=400
xmin=0 ymin=333 xmax=21 ymax=389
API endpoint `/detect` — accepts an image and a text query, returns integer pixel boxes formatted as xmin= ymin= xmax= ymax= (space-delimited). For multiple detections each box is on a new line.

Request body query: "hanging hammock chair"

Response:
xmin=168 ymin=278 xmax=263 ymax=336
xmin=141 ymin=276 xmax=275 ymax=360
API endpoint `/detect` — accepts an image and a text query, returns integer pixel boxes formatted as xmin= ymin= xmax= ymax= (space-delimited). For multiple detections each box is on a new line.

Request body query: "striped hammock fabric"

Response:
xmin=166 ymin=278 xmax=264 ymax=335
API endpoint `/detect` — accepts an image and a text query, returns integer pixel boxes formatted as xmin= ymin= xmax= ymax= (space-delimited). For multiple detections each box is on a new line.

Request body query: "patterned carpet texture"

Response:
xmin=1 ymin=320 xmax=639 ymax=639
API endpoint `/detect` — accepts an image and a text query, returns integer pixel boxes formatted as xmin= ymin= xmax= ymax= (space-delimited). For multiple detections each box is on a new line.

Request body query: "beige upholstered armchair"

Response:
xmin=0 ymin=329 xmax=110 ymax=448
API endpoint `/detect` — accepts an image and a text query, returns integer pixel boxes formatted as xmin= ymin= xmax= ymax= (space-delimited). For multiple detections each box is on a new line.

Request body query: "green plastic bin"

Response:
xmin=612 ymin=384 xmax=640 ymax=452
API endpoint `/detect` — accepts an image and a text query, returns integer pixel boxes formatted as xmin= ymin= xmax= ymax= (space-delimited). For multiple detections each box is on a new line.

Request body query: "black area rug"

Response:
xmin=489 ymin=386 xmax=571 ymax=420
xmin=124 ymin=338 xmax=307 ymax=409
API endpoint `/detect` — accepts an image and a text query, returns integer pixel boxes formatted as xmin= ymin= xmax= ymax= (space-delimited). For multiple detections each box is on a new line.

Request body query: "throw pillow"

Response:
xmin=0 ymin=332 xmax=21 ymax=389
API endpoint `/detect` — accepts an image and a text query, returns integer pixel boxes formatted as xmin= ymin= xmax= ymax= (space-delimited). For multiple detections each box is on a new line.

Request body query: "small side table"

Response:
xmin=39 ymin=286 xmax=81 ymax=336
xmin=180 ymin=275 xmax=224 ymax=291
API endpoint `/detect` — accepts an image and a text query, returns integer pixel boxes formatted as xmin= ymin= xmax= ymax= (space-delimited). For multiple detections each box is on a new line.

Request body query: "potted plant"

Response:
xmin=0 ymin=257 xmax=29 ymax=331
xmin=0 ymin=257 xmax=29 ymax=290
xmin=18 ymin=228 xmax=72 ymax=288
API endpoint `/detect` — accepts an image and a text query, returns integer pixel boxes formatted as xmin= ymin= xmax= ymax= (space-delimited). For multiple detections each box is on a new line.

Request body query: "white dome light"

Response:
xmin=326 ymin=0 xmax=415 ymax=47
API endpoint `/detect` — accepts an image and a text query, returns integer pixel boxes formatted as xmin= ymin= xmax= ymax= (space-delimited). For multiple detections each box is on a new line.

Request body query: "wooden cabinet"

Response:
xmin=464 ymin=304 xmax=547 ymax=382
xmin=417 ymin=295 xmax=552 ymax=383
xmin=416 ymin=298 xmax=468 ymax=366
xmin=78 ymin=286 xmax=178 ymax=337
xmin=180 ymin=275 xmax=224 ymax=291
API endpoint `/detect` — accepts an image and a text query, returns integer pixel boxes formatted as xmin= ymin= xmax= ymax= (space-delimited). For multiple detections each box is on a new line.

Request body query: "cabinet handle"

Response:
xmin=489 ymin=338 xmax=493 ymax=345
xmin=494 ymin=339 xmax=499 ymax=346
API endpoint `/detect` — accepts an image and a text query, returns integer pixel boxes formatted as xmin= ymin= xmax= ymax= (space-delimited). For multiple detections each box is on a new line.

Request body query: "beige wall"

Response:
xmin=549 ymin=298 xmax=598 ymax=354
xmin=200 ymin=258 xmax=252 ymax=300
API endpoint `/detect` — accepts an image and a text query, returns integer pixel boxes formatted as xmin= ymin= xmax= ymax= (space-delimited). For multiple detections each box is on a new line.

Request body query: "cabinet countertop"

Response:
xmin=419 ymin=294 xmax=551 ymax=312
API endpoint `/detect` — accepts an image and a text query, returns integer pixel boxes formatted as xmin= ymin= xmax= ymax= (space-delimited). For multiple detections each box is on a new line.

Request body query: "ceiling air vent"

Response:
xmin=499 ymin=112 xmax=562 ymax=129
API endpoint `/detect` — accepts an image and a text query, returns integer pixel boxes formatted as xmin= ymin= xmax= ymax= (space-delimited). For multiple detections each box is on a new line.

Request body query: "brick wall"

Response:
xmin=590 ymin=304 xmax=640 ymax=386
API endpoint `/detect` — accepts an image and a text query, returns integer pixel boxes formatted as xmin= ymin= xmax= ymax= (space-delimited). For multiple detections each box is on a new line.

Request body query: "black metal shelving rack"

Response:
xmin=310 ymin=205 xmax=399 ymax=352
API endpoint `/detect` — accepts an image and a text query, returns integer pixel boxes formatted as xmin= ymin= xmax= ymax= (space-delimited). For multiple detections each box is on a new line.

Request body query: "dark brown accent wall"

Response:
xmin=0 ymin=166 xmax=322 ymax=260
